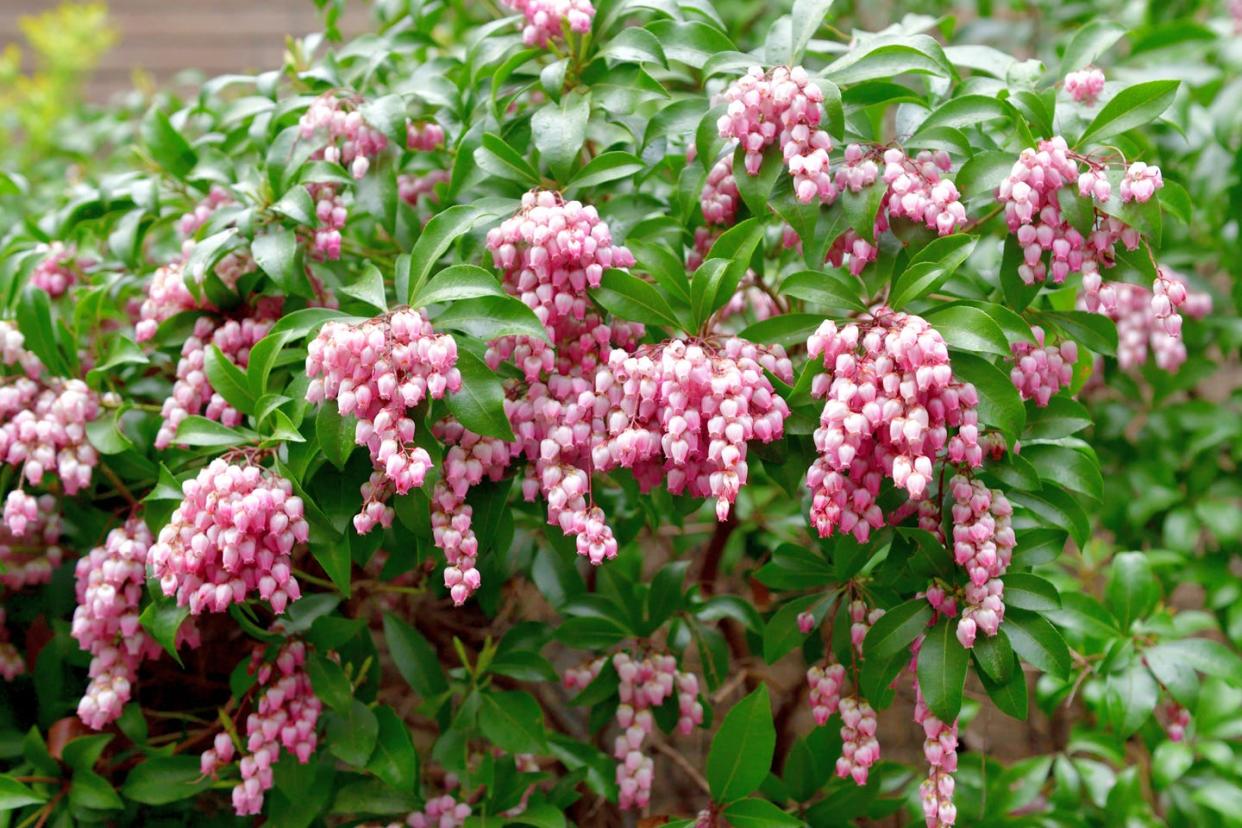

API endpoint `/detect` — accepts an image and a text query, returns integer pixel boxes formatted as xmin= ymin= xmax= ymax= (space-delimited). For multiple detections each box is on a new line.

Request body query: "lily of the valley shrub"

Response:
xmin=0 ymin=0 xmax=1241 ymax=826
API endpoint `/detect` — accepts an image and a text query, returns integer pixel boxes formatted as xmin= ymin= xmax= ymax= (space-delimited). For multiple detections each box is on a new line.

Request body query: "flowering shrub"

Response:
xmin=0 ymin=1 xmax=1241 ymax=826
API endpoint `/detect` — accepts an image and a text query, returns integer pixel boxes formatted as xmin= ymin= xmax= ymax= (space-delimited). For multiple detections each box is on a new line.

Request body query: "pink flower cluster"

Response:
xmin=157 ymin=311 xmax=277 ymax=449
xmin=73 ymin=519 xmax=195 ymax=730
xmin=999 ymin=137 xmax=1150 ymax=286
xmin=369 ymin=795 xmax=472 ymax=828
xmin=149 ymin=459 xmax=308 ymax=615
xmin=805 ymin=309 xmax=981 ymax=542
xmin=0 ymin=376 xmax=99 ymax=494
xmin=807 ymin=662 xmax=845 ymax=725
xmin=701 ymin=155 xmax=740 ymax=226
xmin=880 ymin=149 xmax=966 ymax=237
xmin=31 ymin=241 xmax=82 ymax=297
xmin=134 ymin=242 xmax=252 ymax=341
xmin=180 ymin=185 xmax=233 ymax=238
xmin=1163 ymin=700 xmax=1190 ymax=742
xmin=1120 ymin=161 xmax=1163 ymax=204
xmin=837 ymin=697 xmax=880 ymax=785
xmin=717 ymin=66 xmax=834 ymax=204
xmin=1080 ymin=268 xmax=1210 ymax=372
xmin=849 ymin=599 xmax=884 ymax=653
xmin=406 ymin=121 xmax=446 ymax=152
xmin=0 ymin=609 xmax=22 ymax=680
xmin=429 ymin=420 xmax=511 ymax=605
xmin=205 ymin=641 xmax=321 ymax=816
xmin=0 ymin=321 xmax=42 ymax=378
xmin=949 ymin=475 xmax=1015 ymax=649
xmin=485 ymin=189 xmax=636 ymax=378
xmin=593 ymin=338 xmax=792 ymax=521
xmin=0 ymin=493 xmax=61 ymax=590
xmin=914 ymin=670 xmax=959 ymax=827
xmin=305 ymin=309 xmax=462 ymax=531
xmin=399 ymin=170 xmax=450 ymax=208
xmin=1009 ymin=326 xmax=1077 ymax=406
xmin=1064 ymin=67 xmax=1105 ymax=104
xmin=299 ymin=93 xmax=389 ymax=180
xmin=610 ymin=652 xmax=702 ymax=811
xmin=501 ymin=0 xmax=594 ymax=48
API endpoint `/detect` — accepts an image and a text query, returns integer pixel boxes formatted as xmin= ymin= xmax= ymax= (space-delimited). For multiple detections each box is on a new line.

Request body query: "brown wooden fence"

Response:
xmin=0 ymin=0 xmax=369 ymax=101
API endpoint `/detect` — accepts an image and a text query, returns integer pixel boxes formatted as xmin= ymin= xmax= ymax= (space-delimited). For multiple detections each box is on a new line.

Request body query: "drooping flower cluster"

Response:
xmin=1079 ymin=268 xmax=1210 ymax=372
xmin=1009 ymin=326 xmax=1077 ymax=406
xmin=203 ymin=641 xmax=321 ymax=816
xmin=429 ymin=420 xmax=511 ymax=605
xmin=0 ymin=493 xmax=61 ymax=590
xmin=305 ymin=309 xmax=462 ymax=531
xmin=0 ymin=321 xmax=42 ymax=378
xmin=717 ymin=66 xmax=835 ymax=204
xmin=848 ymin=599 xmax=884 ymax=654
xmin=399 ymin=169 xmax=450 ymax=208
xmin=73 ymin=519 xmax=196 ymax=730
xmin=1120 ymin=161 xmax=1163 ymax=204
xmin=914 ymin=669 xmax=959 ymax=827
xmin=0 ymin=375 xmax=99 ymax=494
xmin=805 ymin=309 xmax=981 ymax=542
xmin=31 ymin=241 xmax=83 ymax=297
xmin=366 ymin=795 xmax=473 ymax=828
xmin=134 ymin=242 xmax=253 ymax=341
xmin=0 ymin=610 xmax=22 ymax=680
xmin=485 ymin=189 xmax=636 ymax=378
xmin=949 ymin=475 xmax=1015 ymax=649
xmin=593 ymin=337 xmax=792 ymax=521
xmin=149 ymin=459 xmax=308 ymax=614
xmin=1064 ymin=67 xmax=1105 ymax=104
xmin=806 ymin=662 xmax=845 ymax=726
xmin=701 ymin=155 xmax=741 ymax=226
xmin=299 ymin=93 xmax=389 ymax=180
xmin=836 ymin=696 xmax=880 ymax=785
xmin=1163 ymin=700 xmax=1190 ymax=742
xmin=879 ymin=149 xmax=967 ymax=237
xmin=999 ymin=137 xmax=1155 ymax=286
xmin=180 ymin=185 xmax=234 ymax=238
xmin=406 ymin=121 xmax=446 ymax=152
xmin=501 ymin=0 xmax=594 ymax=47
xmin=156 ymin=310 xmax=278 ymax=449
xmin=609 ymin=652 xmax=703 ymax=811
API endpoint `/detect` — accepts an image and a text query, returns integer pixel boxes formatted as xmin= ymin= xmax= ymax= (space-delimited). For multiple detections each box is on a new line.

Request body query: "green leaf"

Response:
xmin=1078 ymin=80 xmax=1180 ymax=146
xmin=17 ymin=286 xmax=66 ymax=376
xmin=1035 ymin=310 xmax=1117 ymax=357
xmin=121 ymin=756 xmax=212 ymax=805
xmin=950 ymin=352 xmax=1025 ymax=441
xmin=312 ymin=538 xmax=352 ymax=598
xmin=790 ymin=0 xmax=835 ymax=63
xmin=414 ymin=264 xmax=506 ymax=307
xmin=62 ymin=734 xmax=112 ymax=771
xmin=733 ymin=144 xmax=784 ymax=218
xmin=978 ymin=654 xmax=1028 ymax=720
xmin=645 ymin=19 xmax=735 ymax=69
xmin=382 ymin=613 xmax=447 ymax=698
xmin=532 ymin=92 xmax=591 ymax=182
xmin=840 ymin=183 xmax=885 ymax=244
xmin=326 ymin=699 xmax=379 ymax=767
xmin=446 ymin=349 xmax=516 ymax=442
xmin=1024 ymin=397 xmax=1092 ymax=439
xmin=70 ymin=769 xmax=124 ymax=811
xmin=738 ymin=314 xmax=824 ymax=349
xmin=763 ymin=594 xmax=829 ymax=664
xmin=174 ymin=416 xmax=257 ymax=447
xmin=1004 ymin=608 xmax=1070 ymax=679
xmin=1061 ymin=20 xmax=1126 ymax=73
xmin=723 ymin=797 xmax=805 ymax=827
xmin=476 ymin=134 xmax=543 ymax=187
xmin=204 ymin=344 xmax=256 ymax=415
xmin=889 ymin=235 xmax=979 ymax=309
xmin=1010 ymin=487 xmax=1089 ymax=548
xmin=367 ymin=706 xmax=419 ymax=791
xmin=315 ymin=403 xmax=356 ymax=470
xmin=1003 ymin=573 xmax=1061 ymax=612
xmin=404 ymin=204 xmax=503 ymax=303
xmin=601 ymin=27 xmax=668 ymax=67
xmin=480 ymin=691 xmax=548 ymax=754
xmin=567 ymin=151 xmax=646 ymax=192
xmin=591 ymin=269 xmax=683 ymax=330
xmin=629 ymin=240 xmax=691 ymax=304
xmin=928 ymin=306 xmax=1010 ymax=356
xmin=142 ymin=108 xmax=198 ymax=178
xmin=0 ymin=775 xmax=47 ymax=809
xmin=1105 ymin=551 xmax=1157 ymax=630
xmin=1021 ymin=444 xmax=1103 ymax=502
xmin=1145 ymin=638 xmax=1242 ymax=684
xmin=1151 ymin=741 xmax=1193 ymax=789
xmin=914 ymin=95 xmax=1011 ymax=134
xmin=341 ymin=263 xmax=388 ymax=312
xmin=916 ymin=618 xmax=968 ymax=722
xmin=1104 ymin=664 xmax=1159 ymax=737
xmin=86 ymin=409 xmax=134 ymax=455
xmin=706 ymin=685 xmax=776 ymax=803
xmin=272 ymin=186 xmax=315 ymax=226
xmin=972 ymin=628 xmax=1014 ymax=683
xmin=308 ymin=653 xmax=353 ymax=713
xmin=434 ymin=294 xmax=549 ymax=343
xmin=823 ymin=37 xmax=953 ymax=85
xmin=778 ymin=270 xmax=866 ymax=312
xmin=863 ymin=599 xmax=933 ymax=660
xmin=139 ymin=591 xmax=190 ymax=665
xmin=953 ymin=150 xmax=1014 ymax=200
xmin=251 ymin=229 xmax=301 ymax=292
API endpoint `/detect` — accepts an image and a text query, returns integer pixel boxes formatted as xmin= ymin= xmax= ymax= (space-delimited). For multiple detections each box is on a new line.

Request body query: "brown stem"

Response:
xmin=697 ymin=512 xmax=737 ymax=596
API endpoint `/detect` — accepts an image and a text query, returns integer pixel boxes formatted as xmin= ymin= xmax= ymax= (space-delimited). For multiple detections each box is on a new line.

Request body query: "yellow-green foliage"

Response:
xmin=0 ymin=2 xmax=116 ymax=154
